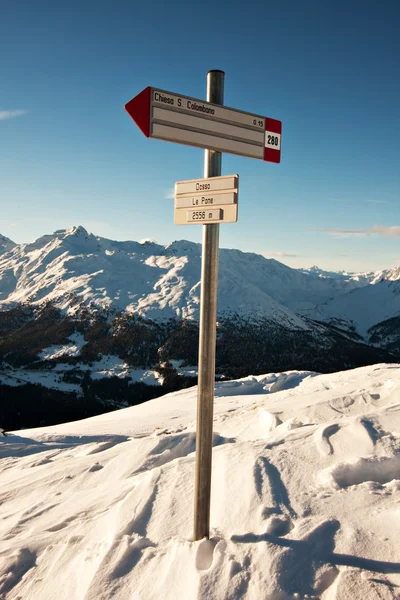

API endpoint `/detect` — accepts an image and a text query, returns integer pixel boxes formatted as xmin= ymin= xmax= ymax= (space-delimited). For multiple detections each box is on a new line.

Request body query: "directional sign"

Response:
xmin=125 ymin=87 xmax=281 ymax=163
xmin=174 ymin=174 xmax=238 ymax=225
xmin=175 ymin=174 xmax=238 ymax=196
xmin=175 ymin=193 xmax=236 ymax=208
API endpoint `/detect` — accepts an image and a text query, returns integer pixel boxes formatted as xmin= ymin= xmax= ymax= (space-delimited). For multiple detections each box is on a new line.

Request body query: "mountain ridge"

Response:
xmin=1 ymin=226 xmax=399 ymax=346
xmin=0 ymin=234 xmax=16 ymax=254
xmin=0 ymin=226 xmax=374 ymax=316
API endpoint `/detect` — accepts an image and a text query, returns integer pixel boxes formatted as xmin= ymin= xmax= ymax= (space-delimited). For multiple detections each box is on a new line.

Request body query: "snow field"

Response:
xmin=0 ymin=352 xmax=162 ymax=393
xmin=0 ymin=364 xmax=400 ymax=598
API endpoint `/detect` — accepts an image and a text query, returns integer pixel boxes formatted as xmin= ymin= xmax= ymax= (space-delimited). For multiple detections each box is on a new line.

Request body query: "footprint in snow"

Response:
xmin=195 ymin=537 xmax=226 ymax=572
xmin=88 ymin=463 xmax=103 ymax=472
xmin=232 ymin=519 xmax=340 ymax=598
xmin=314 ymin=423 xmax=340 ymax=456
xmin=132 ymin=432 xmax=234 ymax=475
xmin=0 ymin=548 xmax=37 ymax=597
xmin=315 ymin=418 xmax=379 ymax=458
xmin=254 ymin=456 xmax=297 ymax=521
xmin=46 ymin=515 xmax=78 ymax=532
xmin=319 ymin=455 xmax=400 ymax=489
xmin=264 ymin=514 xmax=294 ymax=537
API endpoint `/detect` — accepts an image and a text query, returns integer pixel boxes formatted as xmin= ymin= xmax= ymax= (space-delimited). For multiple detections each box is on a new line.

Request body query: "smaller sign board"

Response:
xmin=187 ymin=208 xmax=223 ymax=222
xmin=175 ymin=174 xmax=238 ymax=196
xmin=174 ymin=175 xmax=238 ymax=225
xmin=175 ymin=192 xmax=236 ymax=208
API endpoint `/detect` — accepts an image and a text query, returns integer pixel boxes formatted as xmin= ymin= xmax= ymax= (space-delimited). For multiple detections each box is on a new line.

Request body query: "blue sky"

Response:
xmin=1 ymin=0 xmax=399 ymax=271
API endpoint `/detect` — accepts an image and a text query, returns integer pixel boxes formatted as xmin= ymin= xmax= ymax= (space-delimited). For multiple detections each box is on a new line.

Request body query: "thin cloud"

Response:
xmin=0 ymin=109 xmax=27 ymax=121
xmin=365 ymin=199 xmax=391 ymax=205
xmin=263 ymin=251 xmax=298 ymax=258
xmin=314 ymin=228 xmax=367 ymax=238
xmin=164 ymin=188 xmax=175 ymax=199
xmin=314 ymin=225 xmax=400 ymax=238
xmin=371 ymin=225 xmax=400 ymax=237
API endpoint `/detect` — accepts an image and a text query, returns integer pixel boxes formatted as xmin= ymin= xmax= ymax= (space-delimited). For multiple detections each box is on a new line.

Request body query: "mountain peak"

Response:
xmin=164 ymin=240 xmax=201 ymax=255
xmin=0 ymin=234 xmax=16 ymax=254
xmin=66 ymin=225 xmax=89 ymax=237
xmin=52 ymin=226 xmax=90 ymax=240
xmin=22 ymin=226 xmax=98 ymax=256
xmin=371 ymin=267 xmax=400 ymax=283
xmin=139 ymin=237 xmax=158 ymax=245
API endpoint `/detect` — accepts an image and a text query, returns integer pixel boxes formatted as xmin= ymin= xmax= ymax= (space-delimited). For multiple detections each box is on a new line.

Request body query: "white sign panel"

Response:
xmin=175 ymin=174 xmax=238 ymax=196
xmin=265 ymin=130 xmax=281 ymax=151
xmin=152 ymin=90 xmax=265 ymax=130
xmin=187 ymin=209 xmax=223 ymax=222
xmin=174 ymin=204 xmax=238 ymax=225
xmin=175 ymin=192 xmax=237 ymax=208
xmin=151 ymin=88 xmax=264 ymax=160
xmin=174 ymin=175 xmax=239 ymax=225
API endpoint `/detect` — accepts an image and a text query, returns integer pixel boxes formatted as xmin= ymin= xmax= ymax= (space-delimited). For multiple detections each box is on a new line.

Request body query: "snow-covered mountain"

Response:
xmin=298 ymin=265 xmax=377 ymax=285
xmin=314 ymin=279 xmax=400 ymax=342
xmin=1 ymin=363 xmax=400 ymax=599
xmin=1 ymin=225 xmax=400 ymax=350
xmin=369 ymin=266 xmax=400 ymax=284
xmin=294 ymin=263 xmax=400 ymax=349
xmin=1 ymin=226 xmax=400 ymax=345
xmin=0 ymin=233 xmax=15 ymax=254
xmin=0 ymin=226 xmax=372 ymax=324
xmin=300 ymin=264 xmax=400 ymax=286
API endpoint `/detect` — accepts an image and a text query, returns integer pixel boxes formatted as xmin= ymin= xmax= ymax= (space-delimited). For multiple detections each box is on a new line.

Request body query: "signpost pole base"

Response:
xmin=193 ymin=70 xmax=225 ymax=541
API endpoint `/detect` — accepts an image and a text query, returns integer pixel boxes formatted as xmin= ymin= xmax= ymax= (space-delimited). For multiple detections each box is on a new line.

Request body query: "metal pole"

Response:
xmin=193 ymin=70 xmax=225 ymax=541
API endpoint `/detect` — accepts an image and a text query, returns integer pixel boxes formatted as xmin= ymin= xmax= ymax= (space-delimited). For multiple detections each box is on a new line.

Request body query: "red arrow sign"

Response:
xmin=125 ymin=86 xmax=151 ymax=138
xmin=125 ymin=87 xmax=281 ymax=163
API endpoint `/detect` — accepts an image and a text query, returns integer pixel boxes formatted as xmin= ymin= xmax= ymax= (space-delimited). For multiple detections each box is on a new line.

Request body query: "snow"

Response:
xmin=89 ymin=355 xmax=162 ymax=385
xmin=298 ymin=265 xmax=376 ymax=285
xmin=169 ymin=359 xmax=222 ymax=380
xmin=0 ymin=354 xmax=163 ymax=390
xmin=298 ymin=265 xmax=400 ymax=286
xmin=0 ymin=369 xmax=81 ymax=393
xmin=316 ymin=280 xmax=400 ymax=338
xmin=0 ymin=234 xmax=16 ymax=255
xmin=1 ymin=363 xmax=400 ymax=599
xmin=39 ymin=332 xmax=85 ymax=360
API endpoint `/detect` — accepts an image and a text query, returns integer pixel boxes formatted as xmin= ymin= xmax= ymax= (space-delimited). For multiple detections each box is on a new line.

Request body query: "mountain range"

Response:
xmin=0 ymin=226 xmax=398 ymax=429
xmin=1 ymin=226 xmax=399 ymax=343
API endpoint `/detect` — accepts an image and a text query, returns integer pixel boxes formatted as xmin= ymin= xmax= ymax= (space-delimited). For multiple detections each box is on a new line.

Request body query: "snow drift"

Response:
xmin=1 ymin=363 xmax=400 ymax=599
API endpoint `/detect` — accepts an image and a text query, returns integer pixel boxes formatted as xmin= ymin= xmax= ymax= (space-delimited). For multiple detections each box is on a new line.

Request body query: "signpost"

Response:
xmin=125 ymin=87 xmax=281 ymax=163
xmin=125 ymin=71 xmax=281 ymax=542
xmin=174 ymin=174 xmax=238 ymax=225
